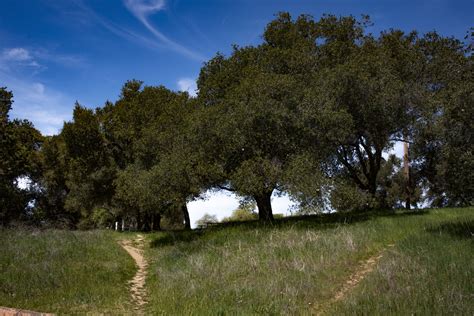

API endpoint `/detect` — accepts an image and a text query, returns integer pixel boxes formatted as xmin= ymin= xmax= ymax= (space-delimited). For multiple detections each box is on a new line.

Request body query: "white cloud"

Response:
xmin=16 ymin=176 xmax=32 ymax=190
xmin=383 ymin=141 xmax=405 ymax=160
xmin=187 ymin=190 xmax=297 ymax=228
xmin=2 ymin=48 xmax=32 ymax=61
xmin=0 ymin=47 xmax=85 ymax=72
xmin=0 ymin=46 xmax=86 ymax=135
xmin=0 ymin=47 xmax=43 ymax=72
xmin=123 ymin=0 xmax=205 ymax=61
xmin=63 ymin=1 xmax=204 ymax=61
xmin=1 ymin=75 xmax=73 ymax=135
xmin=124 ymin=0 xmax=165 ymax=17
xmin=188 ymin=191 xmax=240 ymax=227
xmin=177 ymin=78 xmax=197 ymax=97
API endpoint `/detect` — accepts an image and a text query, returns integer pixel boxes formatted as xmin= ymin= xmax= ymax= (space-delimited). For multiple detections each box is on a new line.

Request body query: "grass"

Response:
xmin=0 ymin=229 xmax=135 ymax=314
xmin=0 ymin=208 xmax=472 ymax=314
xmin=329 ymin=215 xmax=474 ymax=315
xmin=144 ymin=207 xmax=473 ymax=315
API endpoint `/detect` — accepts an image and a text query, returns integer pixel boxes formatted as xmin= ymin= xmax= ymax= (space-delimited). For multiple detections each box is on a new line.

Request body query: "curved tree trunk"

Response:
xmin=255 ymin=191 xmax=274 ymax=222
xmin=182 ymin=203 xmax=191 ymax=230
xmin=152 ymin=213 xmax=161 ymax=231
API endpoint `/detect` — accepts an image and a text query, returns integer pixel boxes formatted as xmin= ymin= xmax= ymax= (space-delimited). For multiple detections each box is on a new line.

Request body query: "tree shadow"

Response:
xmin=149 ymin=230 xmax=205 ymax=248
xmin=149 ymin=209 xmax=428 ymax=248
xmin=428 ymin=219 xmax=474 ymax=240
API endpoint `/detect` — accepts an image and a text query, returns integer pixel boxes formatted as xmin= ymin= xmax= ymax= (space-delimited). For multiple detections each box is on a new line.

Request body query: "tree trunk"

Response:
xmin=143 ymin=213 xmax=151 ymax=232
xmin=136 ymin=211 xmax=141 ymax=231
xmin=182 ymin=203 xmax=191 ymax=230
xmin=403 ymin=141 xmax=411 ymax=209
xmin=255 ymin=191 xmax=274 ymax=222
xmin=152 ymin=213 xmax=161 ymax=231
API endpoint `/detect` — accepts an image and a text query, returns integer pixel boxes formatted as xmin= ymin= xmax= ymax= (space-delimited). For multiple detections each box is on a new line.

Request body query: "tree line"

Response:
xmin=1 ymin=13 xmax=472 ymax=229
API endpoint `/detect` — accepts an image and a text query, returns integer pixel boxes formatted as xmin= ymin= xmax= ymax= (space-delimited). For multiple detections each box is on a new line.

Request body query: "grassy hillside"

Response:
xmin=144 ymin=207 xmax=473 ymax=315
xmin=331 ymin=216 xmax=473 ymax=315
xmin=0 ymin=208 xmax=472 ymax=314
xmin=0 ymin=229 xmax=135 ymax=314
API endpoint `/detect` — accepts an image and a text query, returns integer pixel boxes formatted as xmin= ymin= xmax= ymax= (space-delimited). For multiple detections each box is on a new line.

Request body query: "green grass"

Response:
xmin=330 ymin=215 xmax=474 ymax=315
xmin=0 ymin=208 xmax=472 ymax=314
xmin=0 ymin=229 xmax=135 ymax=314
xmin=144 ymin=208 xmax=473 ymax=315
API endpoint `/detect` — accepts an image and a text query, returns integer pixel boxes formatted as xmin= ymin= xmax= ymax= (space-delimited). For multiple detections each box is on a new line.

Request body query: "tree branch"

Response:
xmin=389 ymin=138 xmax=414 ymax=144
xmin=216 ymin=184 xmax=236 ymax=192
xmin=355 ymin=143 xmax=369 ymax=179
xmin=336 ymin=148 xmax=368 ymax=190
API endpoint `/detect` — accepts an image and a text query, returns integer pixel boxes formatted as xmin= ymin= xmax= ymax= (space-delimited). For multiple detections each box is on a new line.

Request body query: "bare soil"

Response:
xmin=0 ymin=307 xmax=53 ymax=316
xmin=119 ymin=234 xmax=149 ymax=314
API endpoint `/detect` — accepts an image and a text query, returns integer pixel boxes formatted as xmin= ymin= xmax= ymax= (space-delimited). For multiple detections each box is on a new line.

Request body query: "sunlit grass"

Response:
xmin=0 ymin=208 xmax=471 ymax=314
xmin=144 ymin=208 xmax=473 ymax=314
xmin=0 ymin=229 xmax=135 ymax=314
xmin=330 ymin=214 xmax=474 ymax=315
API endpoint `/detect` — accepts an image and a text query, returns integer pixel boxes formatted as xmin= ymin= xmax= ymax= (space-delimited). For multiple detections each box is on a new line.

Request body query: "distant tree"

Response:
xmin=34 ymin=135 xmax=73 ymax=225
xmin=107 ymin=81 xmax=205 ymax=230
xmin=61 ymin=103 xmax=116 ymax=227
xmin=222 ymin=203 xmax=258 ymax=223
xmin=0 ymin=87 xmax=43 ymax=224
xmin=195 ymin=213 xmax=218 ymax=228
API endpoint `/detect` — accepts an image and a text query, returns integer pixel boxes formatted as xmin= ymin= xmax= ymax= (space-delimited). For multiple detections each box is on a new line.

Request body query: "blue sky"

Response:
xmin=2 ymin=0 xmax=473 ymax=225
xmin=1 ymin=0 xmax=473 ymax=134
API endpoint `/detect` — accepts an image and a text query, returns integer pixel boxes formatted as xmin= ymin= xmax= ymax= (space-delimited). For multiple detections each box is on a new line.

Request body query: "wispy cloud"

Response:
xmin=34 ymin=49 xmax=86 ymax=68
xmin=0 ymin=47 xmax=43 ymax=71
xmin=0 ymin=47 xmax=86 ymax=72
xmin=177 ymin=77 xmax=197 ymax=97
xmin=61 ymin=0 xmax=204 ymax=61
xmin=5 ymin=78 xmax=72 ymax=135
xmin=0 ymin=66 xmax=73 ymax=135
xmin=68 ymin=0 xmax=169 ymax=52
xmin=123 ymin=0 xmax=205 ymax=61
xmin=2 ymin=48 xmax=32 ymax=61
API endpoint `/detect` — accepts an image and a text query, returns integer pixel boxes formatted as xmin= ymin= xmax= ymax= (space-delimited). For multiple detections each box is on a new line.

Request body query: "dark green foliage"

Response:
xmin=196 ymin=14 xmax=314 ymax=220
xmin=61 ymin=104 xmax=116 ymax=226
xmin=0 ymin=88 xmax=42 ymax=225
xmin=34 ymin=135 xmax=72 ymax=225
xmin=2 ymin=13 xmax=472 ymax=228
xmin=412 ymin=34 xmax=473 ymax=207
xmin=108 ymin=82 xmax=202 ymax=230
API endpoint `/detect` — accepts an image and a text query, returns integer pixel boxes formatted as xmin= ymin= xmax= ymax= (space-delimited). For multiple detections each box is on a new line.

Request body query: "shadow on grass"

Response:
xmin=149 ymin=212 xmax=367 ymax=248
xmin=149 ymin=230 xmax=205 ymax=248
xmin=149 ymin=209 xmax=431 ymax=248
xmin=428 ymin=219 xmax=474 ymax=240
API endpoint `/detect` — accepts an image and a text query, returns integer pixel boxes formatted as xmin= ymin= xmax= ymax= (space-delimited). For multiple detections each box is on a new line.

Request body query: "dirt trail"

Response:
xmin=315 ymin=244 xmax=395 ymax=315
xmin=0 ymin=307 xmax=53 ymax=316
xmin=120 ymin=234 xmax=148 ymax=314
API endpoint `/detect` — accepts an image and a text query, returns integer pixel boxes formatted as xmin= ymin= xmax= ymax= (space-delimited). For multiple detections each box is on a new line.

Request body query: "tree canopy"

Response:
xmin=1 ymin=13 xmax=472 ymax=228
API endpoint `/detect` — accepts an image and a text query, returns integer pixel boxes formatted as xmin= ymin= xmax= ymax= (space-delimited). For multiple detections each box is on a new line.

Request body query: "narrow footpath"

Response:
xmin=315 ymin=244 xmax=395 ymax=315
xmin=119 ymin=234 xmax=149 ymax=314
xmin=0 ymin=307 xmax=53 ymax=316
